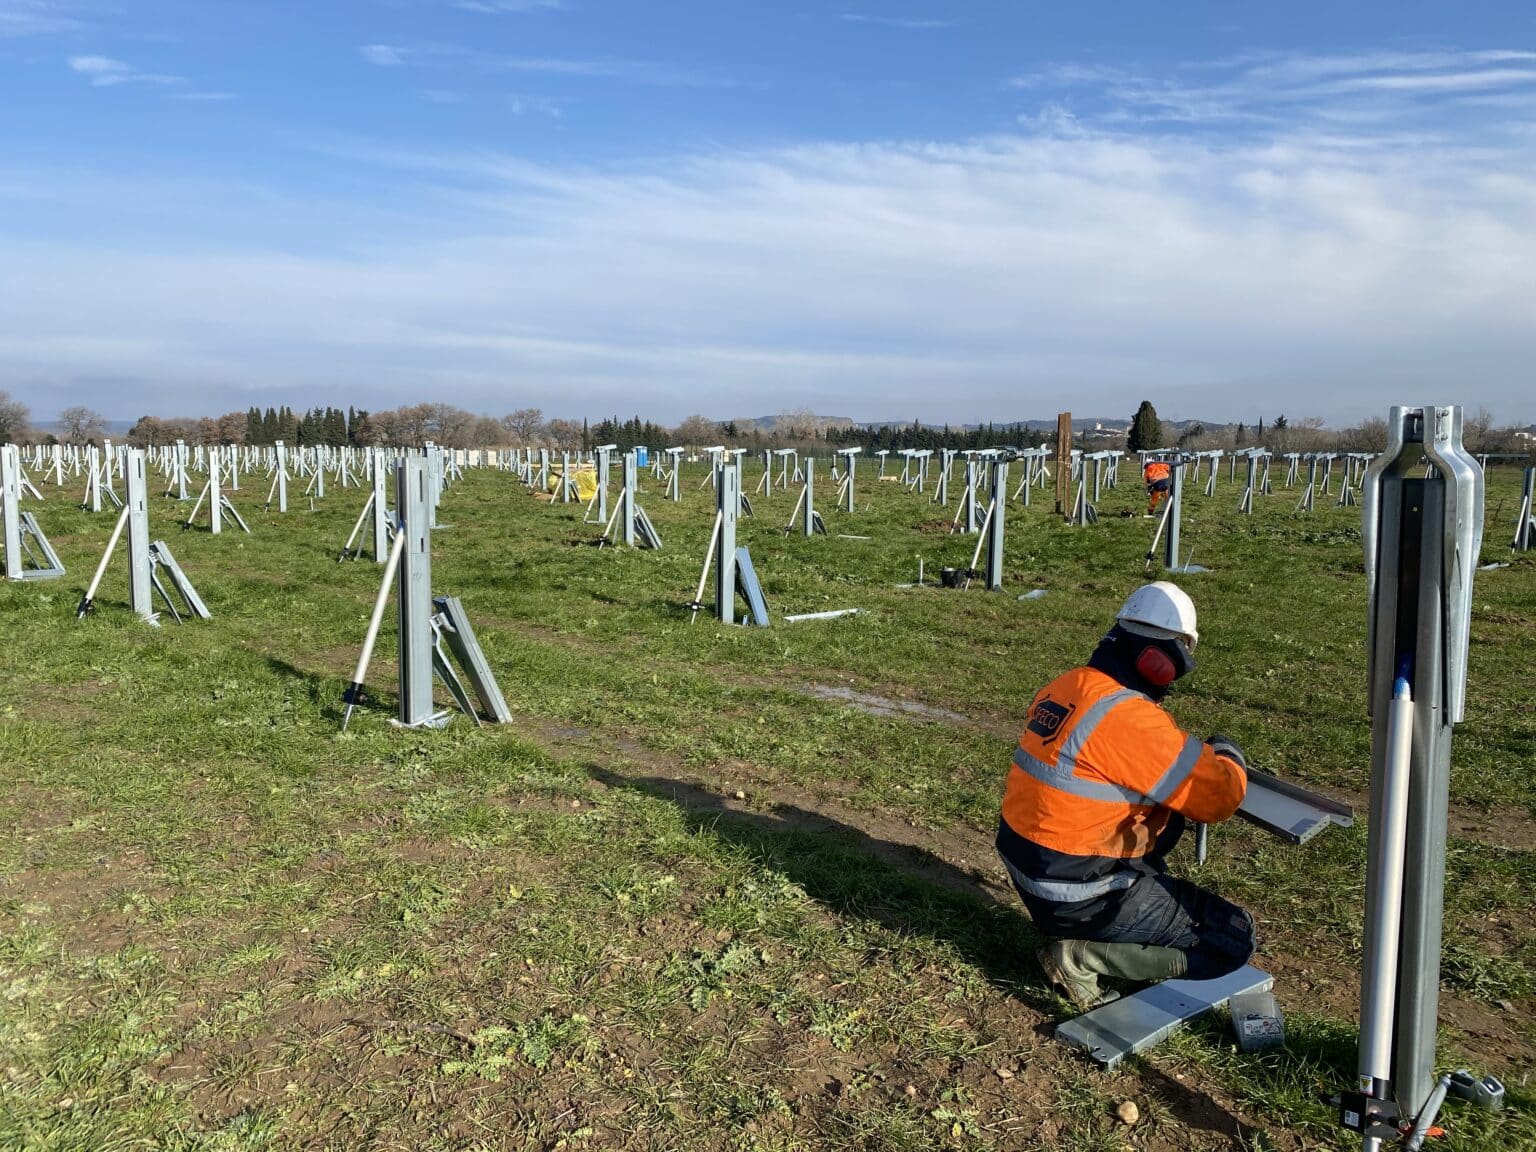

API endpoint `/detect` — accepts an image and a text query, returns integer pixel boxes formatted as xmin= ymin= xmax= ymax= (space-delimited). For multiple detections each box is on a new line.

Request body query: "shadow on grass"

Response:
xmin=591 ymin=768 xmax=1356 ymax=1147
xmin=588 ymin=767 xmax=1045 ymax=995
xmin=263 ymin=653 xmax=357 ymax=722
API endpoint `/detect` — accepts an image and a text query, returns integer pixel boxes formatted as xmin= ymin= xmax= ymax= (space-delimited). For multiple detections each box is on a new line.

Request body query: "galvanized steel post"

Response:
xmin=715 ymin=463 xmax=739 ymax=623
xmin=985 ymin=458 xmax=1008 ymax=590
xmin=396 ymin=454 xmax=439 ymax=727
xmin=1357 ymin=406 xmax=1482 ymax=1137
xmin=126 ymin=449 xmax=154 ymax=620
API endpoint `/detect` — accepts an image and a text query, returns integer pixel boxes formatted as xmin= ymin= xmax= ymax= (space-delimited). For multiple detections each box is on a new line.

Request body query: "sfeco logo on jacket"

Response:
xmin=1027 ymin=697 xmax=1076 ymax=745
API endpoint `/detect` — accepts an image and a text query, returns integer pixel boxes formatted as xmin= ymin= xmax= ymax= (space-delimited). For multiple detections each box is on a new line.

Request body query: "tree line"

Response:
xmin=1 ymin=391 xmax=1531 ymax=458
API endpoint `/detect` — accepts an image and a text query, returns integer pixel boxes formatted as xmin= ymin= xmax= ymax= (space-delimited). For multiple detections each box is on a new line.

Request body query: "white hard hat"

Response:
xmin=1116 ymin=581 xmax=1199 ymax=649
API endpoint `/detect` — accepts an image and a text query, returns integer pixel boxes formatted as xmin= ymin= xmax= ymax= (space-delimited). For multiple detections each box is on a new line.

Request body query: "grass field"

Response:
xmin=2 ymin=453 xmax=1533 ymax=1151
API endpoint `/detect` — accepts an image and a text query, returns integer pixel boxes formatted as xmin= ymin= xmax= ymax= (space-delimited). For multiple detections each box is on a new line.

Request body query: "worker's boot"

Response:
xmin=1084 ymin=941 xmax=1189 ymax=984
xmin=1037 ymin=940 xmax=1188 ymax=1012
xmin=1037 ymin=940 xmax=1119 ymax=1011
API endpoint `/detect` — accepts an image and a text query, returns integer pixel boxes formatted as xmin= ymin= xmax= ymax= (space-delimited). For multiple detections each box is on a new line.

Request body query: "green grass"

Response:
xmin=1 ymin=455 xmax=1533 ymax=1150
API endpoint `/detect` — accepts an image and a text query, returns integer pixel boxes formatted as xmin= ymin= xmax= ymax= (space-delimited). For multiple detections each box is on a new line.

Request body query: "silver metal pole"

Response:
xmin=125 ymin=450 xmax=153 ymax=621
xmin=802 ymin=458 xmax=816 ymax=537
xmin=715 ymin=464 xmax=738 ymax=623
xmin=341 ymin=525 xmax=408 ymax=730
xmin=985 ymin=460 xmax=1008 ymax=590
xmin=688 ymin=510 xmax=724 ymax=624
xmin=397 ymin=455 xmax=437 ymax=727
xmin=622 ymin=451 xmax=637 ymax=547
xmin=1165 ymin=464 xmax=1183 ymax=569
xmin=1358 ymin=666 xmax=1415 ymax=1150
xmin=75 ymin=503 xmax=131 ymax=616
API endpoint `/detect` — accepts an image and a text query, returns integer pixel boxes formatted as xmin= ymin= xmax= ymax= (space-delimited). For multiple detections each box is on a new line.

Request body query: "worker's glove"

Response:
xmin=1206 ymin=733 xmax=1248 ymax=769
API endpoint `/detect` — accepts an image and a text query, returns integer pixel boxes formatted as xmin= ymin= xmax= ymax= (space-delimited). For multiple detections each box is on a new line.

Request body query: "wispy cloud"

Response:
xmin=1011 ymin=48 xmax=1536 ymax=131
xmin=493 ymin=56 xmax=720 ymax=85
xmin=842 ymin=13 xmax=950 ymax=31
xmin=68 ymin=53 xmax=126 ymax=77
xmin=358 ymin=41 xmax=724 ymax=87
xmin=68 ymin=53 xmax=182 ymax=88
xmin=360 ymin=43 xmax=404 ymax=66
xmin=449 ymin=0 xmax=564 ymax=12
xmin=507 ymin=93 xmax=560 ymax=117
xmin=0 ymin=0 xmax=84 ymax=38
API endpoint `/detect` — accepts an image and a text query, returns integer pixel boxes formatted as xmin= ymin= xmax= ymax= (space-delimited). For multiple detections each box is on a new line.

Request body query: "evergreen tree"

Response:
xmin=1128 ymin=401 xmax=1164 ymax=452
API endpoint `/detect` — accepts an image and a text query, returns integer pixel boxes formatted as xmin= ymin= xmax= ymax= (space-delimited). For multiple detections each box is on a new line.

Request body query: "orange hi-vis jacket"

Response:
xmin=1144 ymin=461 xmax=1171 ymax=484
xmin=998 ymin=666 xmax=1246 ymax=905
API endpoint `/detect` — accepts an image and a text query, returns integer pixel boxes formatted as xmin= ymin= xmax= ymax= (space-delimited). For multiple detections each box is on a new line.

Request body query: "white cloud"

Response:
xmin=67 ymin=53 xmax=182 ymax=88
xmin=356 ymin=42 xmax=719 ymax=87
xmin=1013 ymin=48 xmax=1536 ymax=135
xmin=68 ymin=53 xmax=127 ymax=75
xmin=507 ymin=94 xmax=560 ymax=117
xmin=360 ymin=43 xmax=404 ymax=66
xmin=450 ymin=0 xmax=563 ymax=11
xmin=842 ymin=13 xmax=950 ymax=30
xmin=0 ymin=1 xmax=83 ymax=38
xmin=491 ymin=55 xmax=723 ymax=86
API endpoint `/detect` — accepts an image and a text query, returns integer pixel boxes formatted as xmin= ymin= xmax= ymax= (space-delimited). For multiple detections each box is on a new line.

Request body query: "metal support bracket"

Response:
xmin=1056 ymin=965 xmax=1273 ymax=1069
xmin=1237 ymin=769 xmax=1354 ymax=844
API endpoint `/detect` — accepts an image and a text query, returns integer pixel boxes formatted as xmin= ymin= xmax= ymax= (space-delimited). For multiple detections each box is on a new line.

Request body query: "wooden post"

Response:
xmin=1054 ymin=412 xmax=1073 ymax=515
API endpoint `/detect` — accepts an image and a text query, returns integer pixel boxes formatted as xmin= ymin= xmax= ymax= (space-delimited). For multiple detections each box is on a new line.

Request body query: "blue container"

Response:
xmin=635 ymin=447 xmax=649 ymax=467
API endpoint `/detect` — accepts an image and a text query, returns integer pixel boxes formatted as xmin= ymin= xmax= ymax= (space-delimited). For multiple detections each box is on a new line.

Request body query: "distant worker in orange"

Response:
xmin=996 ymin=583 xmax=1254 ymax=1011
xmin=1143 ymin=458 xmax=1172 ymax=517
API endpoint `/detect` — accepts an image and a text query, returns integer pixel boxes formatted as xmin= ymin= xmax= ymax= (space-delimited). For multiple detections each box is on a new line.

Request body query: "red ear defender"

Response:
xmin=1135 ymin=646 xmax=1178 ymax=687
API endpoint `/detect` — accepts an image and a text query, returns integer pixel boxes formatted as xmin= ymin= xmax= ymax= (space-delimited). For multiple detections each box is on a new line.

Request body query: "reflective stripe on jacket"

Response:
xmin=999 ymin=666 xmax=1246 ymax=904
xmin=1144 ymin=461 xmax=1171 ymax=483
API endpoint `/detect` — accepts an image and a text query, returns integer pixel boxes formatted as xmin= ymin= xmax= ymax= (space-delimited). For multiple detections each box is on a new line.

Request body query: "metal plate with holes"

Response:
xmin=1238 ymin=770 xmax=1354 ymax=845
xmin=1056 ymin=965 xmax=1273 ymax=1068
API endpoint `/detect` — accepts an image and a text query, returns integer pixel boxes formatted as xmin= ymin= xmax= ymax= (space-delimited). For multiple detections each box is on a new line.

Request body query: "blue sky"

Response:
xmin=2 ymin=1 xmax=1535 ymax=426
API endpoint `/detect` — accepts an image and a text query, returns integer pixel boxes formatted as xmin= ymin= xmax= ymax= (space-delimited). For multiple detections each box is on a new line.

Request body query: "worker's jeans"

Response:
xmin=1009 ymin=815 xmax=1256 ymax=981
xmin=1085 ymin=872 xmax=1256 ymax=981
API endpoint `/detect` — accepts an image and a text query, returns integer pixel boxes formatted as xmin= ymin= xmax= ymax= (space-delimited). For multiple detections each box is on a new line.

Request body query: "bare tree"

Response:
xmin=1464 ymin=406 xmax=1495 ymax=452
xmin=470 ymin=415 xmax=504 ymax=447
xmin=501 ymin=407 xmax=545 ymax=444
xmin=58 ymin=405 xmax=106 ymax=444
xmin=544 ymin=418 xmax=584 ymax=451
xmin=419 ymin=403 xmax=476 ymax=447
xmin=1336 ymin=417 xmax=1389 ymax=453
xmin=776 ymin=407 xmax=821 ymax=440
xmin=1288 ymin=416 xmax=1329 ymax=453
xmin=673 ymin=414 xmax=720 ymax=445
xmin=1 ymin=391 xmax=33 ymax=443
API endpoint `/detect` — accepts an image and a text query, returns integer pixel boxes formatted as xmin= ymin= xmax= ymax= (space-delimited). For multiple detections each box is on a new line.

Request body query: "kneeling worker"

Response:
xmin=996 ymin=582 xmax=1255 ymax=1010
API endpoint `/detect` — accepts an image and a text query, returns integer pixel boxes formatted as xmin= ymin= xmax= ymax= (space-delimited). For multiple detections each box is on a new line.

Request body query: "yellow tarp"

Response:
xmin=546 ymin=466 xmax=598 ymax=501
